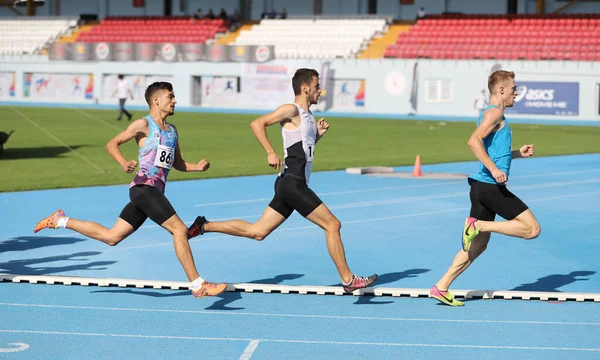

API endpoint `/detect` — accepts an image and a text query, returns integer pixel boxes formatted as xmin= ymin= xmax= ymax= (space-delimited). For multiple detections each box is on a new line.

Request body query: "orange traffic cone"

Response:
xmin=412 ymin=155 xmax=422 ymax=177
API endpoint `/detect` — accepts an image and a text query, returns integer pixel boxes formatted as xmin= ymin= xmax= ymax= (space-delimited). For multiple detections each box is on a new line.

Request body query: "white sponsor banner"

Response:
xmin=102 ymin=74 xmax=138 ymax=103
xmin=145 ymin=75 xmax=175 ymax=87
xmin=424 ymin=79 xmax=453 ymax=103
xmin=240 ymin=61 xmax=307 ymax=108
xmin=24 ymin=73 xmax=94 ymax=100
xmin=0 ymin=72 xmax=16 ymax=99
xmin=201 ymin=76 xmax=239 ymax=107
xmin=102 ymin=74 xmax=174 ymax=104
xmin=312 ymin=61 xmax=332 ymax=112
xmin=332 ymin=79 xmax=366 ymax=110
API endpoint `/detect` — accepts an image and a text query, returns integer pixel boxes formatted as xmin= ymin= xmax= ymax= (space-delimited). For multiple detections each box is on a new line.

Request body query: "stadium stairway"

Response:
xmin=57 ymin=23 xmax=95 ymax=43
xmin=358 ymin=23 xmax=411 ymax=59
xmin=217 ymin=23 xmax=256 ymax=45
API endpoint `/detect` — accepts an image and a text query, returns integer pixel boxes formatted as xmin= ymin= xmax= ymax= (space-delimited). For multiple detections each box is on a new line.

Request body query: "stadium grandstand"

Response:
xmin=385 ymin=14 xmax=600 ymax=61
xmin=1 ymin=2 xmax=600 ymax=358
xmin=233 ymin=16 xmax=391 ymax=59
xmin=0 ymin=16 xmax=77 ymax=55
xmin=75 ymin=16 xmax=229 ymax=44
xmin=0 ymin=0 xmax=598 ymax=62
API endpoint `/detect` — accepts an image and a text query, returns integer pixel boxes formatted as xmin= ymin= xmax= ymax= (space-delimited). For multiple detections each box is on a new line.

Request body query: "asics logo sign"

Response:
xmin=508 ymin=81 xmax=579 ymax=116
xmin=515 ymin=85 xmax=555 ymax=103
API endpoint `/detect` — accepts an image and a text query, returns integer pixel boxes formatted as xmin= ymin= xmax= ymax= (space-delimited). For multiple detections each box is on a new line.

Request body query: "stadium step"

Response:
xmin=358 ymin=23 xmax=411 ymax=59
xmin=217 ymin=22 xmax=256 ymax=45
xmin=58 ymin=23 xmax=96 ymax=43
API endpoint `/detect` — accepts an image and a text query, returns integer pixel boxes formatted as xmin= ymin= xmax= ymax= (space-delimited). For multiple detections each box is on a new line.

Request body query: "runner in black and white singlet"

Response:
xmin=33 ymin=82 xmax=226 ymax=298
xmin=280 ymin=102 xmax=316 ymax=183
xmin=188 ymin=68 xmax=378 ymax=293
xmin=268 ymin=102 xmax=323 ymax=219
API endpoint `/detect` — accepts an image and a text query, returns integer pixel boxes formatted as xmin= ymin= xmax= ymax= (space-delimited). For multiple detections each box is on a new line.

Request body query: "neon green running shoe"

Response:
xmin=430 ymin=286 xmax=464 ymax=307
xmin=462 ymin=217 xmax=479 ymax=252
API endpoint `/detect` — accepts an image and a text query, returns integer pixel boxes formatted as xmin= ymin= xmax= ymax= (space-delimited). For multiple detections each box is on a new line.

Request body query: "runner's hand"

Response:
xmin=317 ymin=118 xmax=330 ymax=136
xmin=197 ymin=159 xmax=210 ymax=171
xmin=268 ymin=152 xmax=282 ymax=171
xmin=491 ymin=168 xmax=507 ymax=184
xmin=122 ymin=160 xmax=138 ymax=173
xmin=519 ymin=144 xmax=535 ymax=157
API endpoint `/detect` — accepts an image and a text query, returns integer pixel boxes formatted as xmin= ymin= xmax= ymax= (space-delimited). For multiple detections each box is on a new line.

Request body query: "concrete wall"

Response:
xmin=1 ymin=0 xmax=598 ymax=20
xmin=2 ymin=57 xmax=598 ymax=123
xmin=185 ymin=0 xmax=238 ymax=17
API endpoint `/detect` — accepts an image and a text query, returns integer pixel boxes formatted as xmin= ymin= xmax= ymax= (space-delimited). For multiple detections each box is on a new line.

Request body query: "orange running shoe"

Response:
xmin=33 ymin=209 xmax=65 ymax=233
xmin=191 ymin=281 xmax=228 ymax=298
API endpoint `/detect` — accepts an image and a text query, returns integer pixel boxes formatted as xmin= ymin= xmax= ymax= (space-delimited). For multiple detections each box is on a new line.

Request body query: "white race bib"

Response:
xmin=306 ymin=142 xmax=315 ymax=162
xmin=154 ymin=144 xmax=175 ymax=169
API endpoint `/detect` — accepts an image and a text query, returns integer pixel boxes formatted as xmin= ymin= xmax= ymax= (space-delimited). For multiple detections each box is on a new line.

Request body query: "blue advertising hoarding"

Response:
xmin=507 ymin=81 xmax=579 ymax=116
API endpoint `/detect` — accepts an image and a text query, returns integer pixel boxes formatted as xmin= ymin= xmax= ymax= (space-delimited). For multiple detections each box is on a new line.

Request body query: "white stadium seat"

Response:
xmin=0 ymin=16 xmax=78 ymax=55
xmin=233 ymin=18 xmax=388 ymax=59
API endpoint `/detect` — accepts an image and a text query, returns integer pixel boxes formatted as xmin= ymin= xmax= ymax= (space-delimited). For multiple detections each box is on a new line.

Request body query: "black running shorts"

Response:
xmin=468 ymin=178 xmax=529 ymax=221
xmin=119 ymin=184 xmax=176 ymax=230
xmin=268 ymin=174 xmax=323 ymax=218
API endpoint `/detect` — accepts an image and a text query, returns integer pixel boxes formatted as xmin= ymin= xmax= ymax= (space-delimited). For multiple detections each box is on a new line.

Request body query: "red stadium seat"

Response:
xmin=391 ymin=14 xmax=597 ymax=61
xmin=76 ymin=16 xmax=230 ymax=44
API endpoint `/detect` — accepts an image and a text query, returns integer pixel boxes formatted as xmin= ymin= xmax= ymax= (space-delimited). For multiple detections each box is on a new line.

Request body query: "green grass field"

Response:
xmin=1 ymin=105 xmax=599 ymax=192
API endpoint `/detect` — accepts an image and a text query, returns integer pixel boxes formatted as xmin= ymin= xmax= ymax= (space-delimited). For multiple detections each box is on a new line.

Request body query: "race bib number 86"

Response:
xmin=154 ymin=144 xmax=175 ymax=169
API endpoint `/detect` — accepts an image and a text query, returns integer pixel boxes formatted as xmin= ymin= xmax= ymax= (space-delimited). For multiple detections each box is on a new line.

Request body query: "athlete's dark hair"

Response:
xmin=292 ymin=68 xmax=319 ymax=95
xmin=145 ymin=82 xmax=173 ymax=105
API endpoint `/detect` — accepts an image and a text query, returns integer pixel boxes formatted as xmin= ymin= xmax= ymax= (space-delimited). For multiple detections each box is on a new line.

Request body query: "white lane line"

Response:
xmin=102 ymin=234 xmax=231 ymax=252
xmin=108 ymin=190 xmax=600 ymax=253
xmin=9 ymin=106 xmax=105 ymax=173
xmin=139 ymin=214 xmax=259 ymax=229
xmin=332 ymin=179 xmax=600 ymax=210
xmin=27 ymin=190 xmax=600 ymax=253
xmin=194 ymin=181 xmax=464 ymax=207
xmin=511 ymin=169 xmax=600 ymax=179
xmin=1 ymin=303 xmax=599 ymax=326
xmin=71 ymin=108 xmax=123 ymax=132
xmin=0 ymin=343 xmax=29 ymax=353
xmin=193 ymin=169 xmax=600 ymax=208
xmin=239 ymin=340 xmax=260 ymax=360
xmin=108 ymin=207 xmax=470 ymax=252
xmin=0 ymin=330 xmax=597 ymax=352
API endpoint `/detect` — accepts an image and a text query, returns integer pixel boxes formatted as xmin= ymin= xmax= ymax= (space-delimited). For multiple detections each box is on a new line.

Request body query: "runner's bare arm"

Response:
xmin=106 ymin=118 xmax=147 ymax=173
xmin=250 ymin=104 xmax=298 ymax=171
